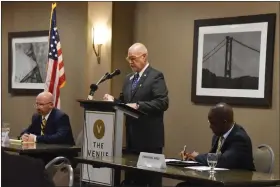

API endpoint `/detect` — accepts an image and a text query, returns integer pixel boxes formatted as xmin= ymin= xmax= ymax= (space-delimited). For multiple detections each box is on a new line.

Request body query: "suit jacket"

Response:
xmin=117 ymin=66 xmax=169 ymax=151
xmin=2 ymin=150 xmax=55 ymax=187
xmin=21 ymin=108 xmax=75 ymax=145
xmin=195 ymin=124 xmax=255 ymax=171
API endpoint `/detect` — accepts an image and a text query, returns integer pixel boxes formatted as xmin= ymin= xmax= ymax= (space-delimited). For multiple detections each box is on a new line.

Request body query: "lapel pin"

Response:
xmin=144 ymin=74 xmax=146 ymax=77
xmin=140 ymin=84 xmax=142 ymax=87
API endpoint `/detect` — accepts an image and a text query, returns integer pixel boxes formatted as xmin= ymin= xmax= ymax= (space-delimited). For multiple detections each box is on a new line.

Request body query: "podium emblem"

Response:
xmin=93 ymin=119 xmax=105 ymax=139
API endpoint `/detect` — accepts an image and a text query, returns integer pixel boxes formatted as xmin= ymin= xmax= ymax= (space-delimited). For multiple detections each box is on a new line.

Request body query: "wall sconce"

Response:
xmin=92 ymin=26 xmax=108 ymax=64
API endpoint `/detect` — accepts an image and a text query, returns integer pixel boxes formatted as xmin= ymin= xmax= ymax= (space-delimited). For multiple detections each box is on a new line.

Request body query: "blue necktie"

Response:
xmin=132 ymin=73 xmax=139 ymax=91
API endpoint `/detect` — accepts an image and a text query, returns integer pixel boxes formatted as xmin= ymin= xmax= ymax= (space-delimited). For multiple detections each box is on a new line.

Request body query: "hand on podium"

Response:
xmin=103 ymin=94 xmax=114 ymax=101
xmin=126 ymin=103 xmax=139 ymax=110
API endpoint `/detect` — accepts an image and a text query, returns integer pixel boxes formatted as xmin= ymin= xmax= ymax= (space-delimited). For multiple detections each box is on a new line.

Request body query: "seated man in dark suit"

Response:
xmin=177 ymin=103 xmax=255 ymax=186
xmin=2 ymin=149 xmax=55 ymax=187
xmin=19 ymin=91 xmax=76 ymax=165
xmin=20 ymin=91 xmax=75 ymax=145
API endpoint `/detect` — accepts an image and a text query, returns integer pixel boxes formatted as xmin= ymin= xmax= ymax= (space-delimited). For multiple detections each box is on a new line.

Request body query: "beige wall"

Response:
xmin=133 ymin=2 xmax=280 ymax=178
xmin=111 ymin=2 xmax=135 ymax=97
xmin=87 ymin=2 xmax=113 ymax=100
xmin=1 ymin=2 xmax=88 ymax=138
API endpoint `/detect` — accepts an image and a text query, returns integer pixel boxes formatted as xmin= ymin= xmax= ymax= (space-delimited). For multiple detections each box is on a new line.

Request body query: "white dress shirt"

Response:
xmin=139 ymin=63 xmax=149 ymax=77
xmin=220 ymin=123 xmax=235 ymax=147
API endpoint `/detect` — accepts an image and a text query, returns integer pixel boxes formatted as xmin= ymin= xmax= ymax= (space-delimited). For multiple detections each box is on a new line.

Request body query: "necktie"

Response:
xmin=216 ymin=136 xmax=224 ymax=153
xmin=131 ymin=73 xmax=139 ymax=91
xmin=41 ymin=117 xmax=46 ymax=135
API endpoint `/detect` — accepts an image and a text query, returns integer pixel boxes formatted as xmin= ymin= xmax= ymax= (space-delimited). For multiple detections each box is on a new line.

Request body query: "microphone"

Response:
xmin=96 ymin=72 xmax=110 ymax=85
xmin=86 ymin=70 xmax=121 ymax=100
xmin=87 ymin=72 xmax=109 ymax=100
xmin=87 ymin=84 xmax=98 ymax=100
xmin=98 ymin=69 xmax=121 ymax=84
xmin=107 ymin=69 xmax=121 ymax=79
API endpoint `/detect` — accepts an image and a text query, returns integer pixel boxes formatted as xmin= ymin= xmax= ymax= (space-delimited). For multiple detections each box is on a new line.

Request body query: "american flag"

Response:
xmin=45 ymin=3 xmax=66 ymax=109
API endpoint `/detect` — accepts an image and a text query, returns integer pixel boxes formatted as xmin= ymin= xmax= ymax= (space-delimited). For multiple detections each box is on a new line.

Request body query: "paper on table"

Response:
xmin=165 ymin=159 xmax=179 ymax=162
xmin=185 ymin=166 xmax=229 ymax=171
xmin=165 ymin=159 xmax=198 ymax=164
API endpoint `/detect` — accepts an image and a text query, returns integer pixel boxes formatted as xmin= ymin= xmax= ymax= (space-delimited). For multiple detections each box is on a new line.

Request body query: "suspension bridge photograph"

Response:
xmin=201 ymin=31 xmax=261 ymax=90
xmin=191 ymin=13 xmax=276 ymax=107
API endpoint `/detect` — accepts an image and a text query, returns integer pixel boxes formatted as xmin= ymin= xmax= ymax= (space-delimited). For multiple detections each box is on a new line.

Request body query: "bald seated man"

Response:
xmin=104 ymin=43 xmax=169 ymax=187
xmin=180 ymin=103 xmax=255 ymax=171
xmin=20 ymin=91 xmax=75 ymax=145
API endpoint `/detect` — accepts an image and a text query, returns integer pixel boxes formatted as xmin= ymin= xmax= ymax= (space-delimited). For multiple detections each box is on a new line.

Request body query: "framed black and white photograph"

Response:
xmin=8 ymin=30 xmax=49 ymax=95
xmin=191 ymin=13 xmax=276 ymax=108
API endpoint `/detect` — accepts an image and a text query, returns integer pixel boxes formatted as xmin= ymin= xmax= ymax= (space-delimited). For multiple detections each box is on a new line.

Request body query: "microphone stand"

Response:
xmin=87 ymin=73 xmax=109 ymax=100
xmin=96 ymin=73 xmax=109 ymax=85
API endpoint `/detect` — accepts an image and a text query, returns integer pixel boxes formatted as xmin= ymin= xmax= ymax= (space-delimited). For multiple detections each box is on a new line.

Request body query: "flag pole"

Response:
xmin=46 ymin=3 xmax=56 ymax=78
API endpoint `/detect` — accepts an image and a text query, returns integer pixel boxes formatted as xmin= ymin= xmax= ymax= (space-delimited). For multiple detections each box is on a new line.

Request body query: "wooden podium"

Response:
xmin=77 ymin=99 xmax=145 ymax=186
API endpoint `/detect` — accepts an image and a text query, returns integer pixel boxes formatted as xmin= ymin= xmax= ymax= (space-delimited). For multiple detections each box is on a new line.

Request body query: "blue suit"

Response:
xmin=21 ymin=108 xmax=75 ymax=145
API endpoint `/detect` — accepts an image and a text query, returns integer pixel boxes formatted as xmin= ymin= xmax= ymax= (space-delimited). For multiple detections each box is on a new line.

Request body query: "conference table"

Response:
xmin=2 ymin=142 xmax=81 ymax=154
xmin=75 ymin=154 xmax=280 ymax=187
xmin=2 ymin=142 xmax=81 ymax=166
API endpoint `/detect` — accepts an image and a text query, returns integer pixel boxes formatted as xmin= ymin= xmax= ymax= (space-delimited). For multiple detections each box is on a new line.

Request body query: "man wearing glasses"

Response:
xmin=20 ymin=91 xmax=75 ymax=146
xmin=103 ymin=43 xmax=169 ymax=187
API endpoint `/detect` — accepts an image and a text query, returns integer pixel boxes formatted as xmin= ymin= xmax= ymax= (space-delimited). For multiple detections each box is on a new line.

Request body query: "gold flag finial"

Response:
xmin=52 ymin=2 xmax=57 ymax=9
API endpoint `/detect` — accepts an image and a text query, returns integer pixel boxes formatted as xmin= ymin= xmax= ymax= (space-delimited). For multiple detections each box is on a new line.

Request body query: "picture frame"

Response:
xmin=191 ymin=13 xmax=276 ymax=108
xmin=8 ymin=30 xmax=49 ymax=95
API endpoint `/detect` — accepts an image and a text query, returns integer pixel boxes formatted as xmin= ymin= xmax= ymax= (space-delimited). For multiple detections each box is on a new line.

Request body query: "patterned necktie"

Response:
xmin=41 ymin=117 xmax=46 ymax=135
xmin=216 ymin=136 xmax=224 ymax=153
xmin=131 ymin=73 xmax=139 ymax=91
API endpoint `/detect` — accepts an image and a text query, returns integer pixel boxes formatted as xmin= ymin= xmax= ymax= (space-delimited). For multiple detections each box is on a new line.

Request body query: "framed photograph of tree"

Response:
xmin=191 ymin=13 xmax=276 ymax=108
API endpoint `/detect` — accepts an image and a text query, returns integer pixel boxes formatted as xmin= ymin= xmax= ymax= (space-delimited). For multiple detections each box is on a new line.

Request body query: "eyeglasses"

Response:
xmin=33 ymin=102 xmax=52 ymax=108
xmin=126 ymin=54 xmax=145 ymax=62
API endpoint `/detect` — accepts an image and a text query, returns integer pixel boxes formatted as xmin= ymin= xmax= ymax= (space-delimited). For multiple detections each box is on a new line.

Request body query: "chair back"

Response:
xmin=253 ymin=144 xmax=274 ymax=174
xmin=45 ymin=156 xmax=74 ymax=187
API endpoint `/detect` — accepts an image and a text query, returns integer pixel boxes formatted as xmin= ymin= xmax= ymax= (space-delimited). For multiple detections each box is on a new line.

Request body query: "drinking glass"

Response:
xmin=207 ymin=153 xmax=218 ymax=174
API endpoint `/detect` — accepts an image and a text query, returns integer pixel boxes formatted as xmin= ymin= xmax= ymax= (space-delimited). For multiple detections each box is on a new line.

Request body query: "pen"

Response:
xmin=182 ymin=145 xmax=187 ymax=161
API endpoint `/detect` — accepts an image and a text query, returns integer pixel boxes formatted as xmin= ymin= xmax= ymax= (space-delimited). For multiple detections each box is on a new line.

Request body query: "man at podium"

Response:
xmin=104 ymin=43 xmax=169 ymax=186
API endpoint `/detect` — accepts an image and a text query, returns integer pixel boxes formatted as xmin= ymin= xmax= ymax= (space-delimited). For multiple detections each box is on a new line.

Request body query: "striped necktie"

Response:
xmin=131 ymin=73 xmax=139 ymax=91
xmin=41 ymin=117 xmax=46 ymax=135
xmin=216 ymin=136 xmax=224 ymax=153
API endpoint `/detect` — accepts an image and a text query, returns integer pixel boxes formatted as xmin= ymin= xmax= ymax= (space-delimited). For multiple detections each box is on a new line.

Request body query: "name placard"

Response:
xmin=137 ymin=152 xmax=166 ymax=169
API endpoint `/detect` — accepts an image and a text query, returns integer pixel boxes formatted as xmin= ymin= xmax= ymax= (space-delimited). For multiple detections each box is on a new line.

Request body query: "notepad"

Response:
xmin=185 ymin=166 xmax=229 ymax=171
xmin=165 ymin=158 xmax=198 ymax=164
xmin=9 ymin=139 xmax=22 ymax=144
xmin=9 ymin=139 xmax=35 ymax=144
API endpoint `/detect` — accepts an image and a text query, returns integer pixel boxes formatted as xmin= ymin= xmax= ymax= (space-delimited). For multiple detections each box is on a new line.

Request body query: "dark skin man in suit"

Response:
xmin=103 ymin=43 xmax=169 ymax=187
xmin=177 ymin=103 xmax=255 ymax=186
